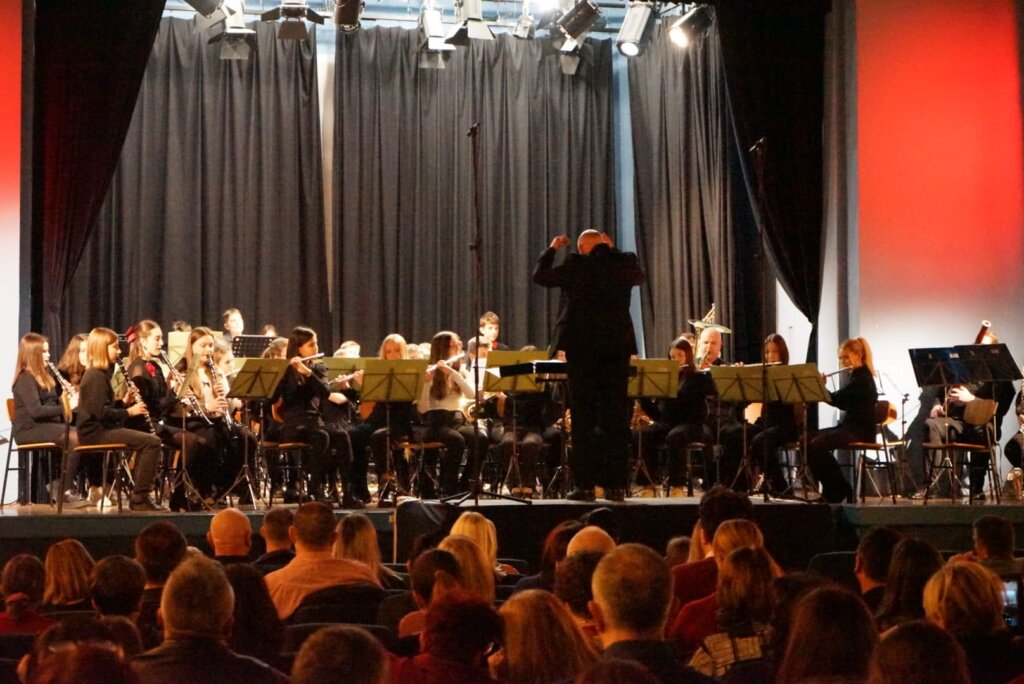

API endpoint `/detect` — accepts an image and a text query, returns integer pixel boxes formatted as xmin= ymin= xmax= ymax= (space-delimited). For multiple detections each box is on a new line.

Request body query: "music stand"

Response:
xmin=360 ymin=360 xmax=427 ymax=503
xmin=484 ymin=351 xmax=547 ymax=496
xmin=230 ymin=335 xmax=274 ymax=359
xmin=627 ymin=360 xmax=679 ymax=495
xmin=711 ymin=365 xmax=777 ymax=495
xmin=766 ymin=363 xmax=830 ymax=501
xmin=221 ymin=358 xmax=289 ymax=507
xmin=166 ymin=331 xmax=189 ymax=366
xmin=164 ymin=359 xmax=216 ymax=511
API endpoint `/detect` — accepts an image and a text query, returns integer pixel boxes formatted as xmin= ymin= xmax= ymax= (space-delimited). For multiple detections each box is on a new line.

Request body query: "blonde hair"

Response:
xmin=712 ymin=519 xmax=783 ymax=575
xmin=450 ymin=512 xmax=500 ymax=567
xmin=14 ymin=333 xmax=54 ymax=391
xmin=43 ymin=539 xmax=95 ymax=606
xmin=333 ymin=513 xmax=396 ymax=583
xmin=495 ymin=589 xmax=599 ymax=683
xmin=923 ymin=560 xmax=1005 ymax=638
xmin=180 ymin=327 xmax=215 ymax=396
xmin=86 ymin=328 xmax=118 ymax=370
xmin=841 ymin=337 xmax=875 ymax=375
xmin=377 ymin=334 xmax=409 ymax=360
xmin=439 ymin=534 xmax=495 ymax=604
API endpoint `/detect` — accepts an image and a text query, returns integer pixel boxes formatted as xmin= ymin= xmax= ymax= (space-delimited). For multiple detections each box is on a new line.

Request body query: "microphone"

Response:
xmin=466 ymin=122 xmax=480 ymax=138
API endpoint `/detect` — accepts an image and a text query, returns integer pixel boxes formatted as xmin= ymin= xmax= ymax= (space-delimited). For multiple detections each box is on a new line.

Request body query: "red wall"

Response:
xmin=0 ymin=1 xmax=19 ymax=233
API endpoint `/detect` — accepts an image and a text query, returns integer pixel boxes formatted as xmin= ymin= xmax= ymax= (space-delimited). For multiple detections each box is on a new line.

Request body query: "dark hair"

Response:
xmin=555 ymin=550 xmax=604 ymax=618
xmin=973 ymin=515 xmax=1015 ymax=558
xmin=134 ymin=522 xmax=187 ymax=584
xmin=428 ymin=331 xmax=462 ymax=402
xmin=293 ymin=502 xmax=337 ymax=548
xmin=698 ymin=486 xmax=755 ymax=543
xmin=286 ymin=326 xmax=317 ymax=359
xmin=422 ymin=592 xmax=503 ymax=665
xmin=407 ymin=529 xmax=446 ymax=567
xmin=767 ymin=573 xmax=832 ymax=660
xmin=579 ymin=507 xmax=620 ymax=543
xmin=2 ymin=554 xmax=46 ymax=623
xmin=292 ymin=625 xmax=389 ymax=684
xmin=90 ymin=556 xmax=145 ymax=616
xmin=224 ymin=564 xmax=284 ymax=660
xmin=538 ymin=520 xmax=586 ymax=584
xmin=23 ymin=615 xmax=117 ymax=684
xmin=764 ymin=333 xmax=790 ymax=365
xmin=100 ymin=616 xmax=143 ymax=658
xmin=867 ymin=620 xmax=969 ymax=684
xmin=875 ymin=538 xmax=943 ymax=630
xmin=857 ymin=526 xmax=903 ymax=584
xmin=262 ymin=507 xmax=295 ymax=544
xmin=716 ymin=546 xmax=776 ymax=634
xmin=25 ymin=641 xmax=138 ymax=684
xmin=411 ymin=549 xmax=462 ymax=603
xmin=669 ymin=337 xmax=697 ymax=373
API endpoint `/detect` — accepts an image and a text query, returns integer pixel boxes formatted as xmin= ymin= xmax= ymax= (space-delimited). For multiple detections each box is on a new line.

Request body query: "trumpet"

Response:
xmin=45 ymin=361 xmax=78 ymax=401
xmin=115 ymin=358 xmax=157 ymax=435
xmin=159 ymin=352 xmax=212 ymax=425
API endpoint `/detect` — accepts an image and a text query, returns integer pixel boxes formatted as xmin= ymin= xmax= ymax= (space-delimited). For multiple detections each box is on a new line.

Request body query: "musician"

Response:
xmin=274 ymin=326 xmax=360 ymax=508
xmin=636 ymin=337 xmax=714 ymax=497
xmin=11 ymin=333 xmax=82 ymax=505
xmin=748 ymin=334 xmax=800 ymax=495
xmin=222 ymin=308 xmax=244 ymax=345
xmin=807 ymin=337 xmax=878 ymax=503
xmin=532 ymin=230 xmax=646 ymax=502
xmin=76 ymin=327 xmax=164 ymax=511
xmin=695 ymin=327 xmax=724 ymax=370
xmin=478 ymin=311 xmax=506 ymax=351
xmin=55 ymin=333 xmax=88 ymax=392
xmin=418 ymin=331 xmax=483 ymax=496
xmin=1005 ymin=386 xmax=1024 ymax=471
xmin=261 ymin=337 xmax=288 ymax=360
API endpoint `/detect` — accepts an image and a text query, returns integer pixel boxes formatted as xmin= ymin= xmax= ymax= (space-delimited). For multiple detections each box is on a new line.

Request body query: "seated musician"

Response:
xmin=478 ymin=311 xmax=506 ymax=351
xmin=637 ymin=337 xmax=714 ymax=497
xmin=495 ymin=346 xmax=558 ymax=498
xmin=807 ymin=337 xmax=878 ymax=503
xmin=55 ymin=333 xmax=88 ymax=393
xmin=1005 ymin=385 xmax=1024 ymax=474
xmin=222 ymin=308 xmax=244 ymax=345
xmin=748 ymin=334 xmax=800 ymax=495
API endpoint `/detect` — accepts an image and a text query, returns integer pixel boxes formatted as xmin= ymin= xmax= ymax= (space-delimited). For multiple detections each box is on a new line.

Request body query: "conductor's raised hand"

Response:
xmin=550 ymin=235 xmax=570 ymax=250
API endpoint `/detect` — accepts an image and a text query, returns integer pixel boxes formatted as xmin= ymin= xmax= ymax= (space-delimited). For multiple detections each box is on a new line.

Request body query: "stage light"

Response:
xmin=556 ymin=0 xmax=601 ymax=54
xmin=559 ymin=52 xmax=580 ymax=75
xmin=512 ymin=5 xmax=536 ymax=39
xmin=616 ymin=2 xmax=655 ymax=57
xmin=333 ymin=0 xmax=363 ymax=32
xmin=668 ymin=4 xmax=711 ymax=49
xmin=208 ymin=0 xmax=255 ymax=59
xmin=261 ymin=0 xmax=326 ymax=41
xmin=418 ymin=2 xmax=454 ymax=69
xmin=445 ymin=0 xmax=494 ymax=45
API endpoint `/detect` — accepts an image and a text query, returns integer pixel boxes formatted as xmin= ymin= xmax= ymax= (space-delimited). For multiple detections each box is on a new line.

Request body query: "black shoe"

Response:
xmin=341 ymin=492 xmax=365 ymax=510
xmin=605 ymin=488 xmax=627 ymax=503
xmin=566 ymin=488 xmax=596 ymax=502
xmin=282 ymin=488 xmax=301 ymax=504
xmin=130 ymin=495 xmax=167 ymax=512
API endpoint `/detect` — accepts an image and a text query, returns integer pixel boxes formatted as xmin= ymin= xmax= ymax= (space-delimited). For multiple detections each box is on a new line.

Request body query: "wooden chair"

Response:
xmin=848 ymin=400 xmax=901 ymax=504
xmin=922 ymin=398 xmax=1000 ymax=505
xmin=393 ymin=440 xmax=446 ymax=498
xmin=2 ymin=398 xmax=64 ymax=508
xmin=261 ymin=441 xmax=312 ymax=503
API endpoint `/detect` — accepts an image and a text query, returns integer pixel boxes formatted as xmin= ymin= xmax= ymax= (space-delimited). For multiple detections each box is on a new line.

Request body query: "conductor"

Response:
xmin=532 ymin=230 xmax=646 ymax=502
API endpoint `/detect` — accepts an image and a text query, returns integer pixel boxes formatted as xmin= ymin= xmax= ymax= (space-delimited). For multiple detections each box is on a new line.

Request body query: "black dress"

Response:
xmin=807 ymin=365 xmax=877 ymax=503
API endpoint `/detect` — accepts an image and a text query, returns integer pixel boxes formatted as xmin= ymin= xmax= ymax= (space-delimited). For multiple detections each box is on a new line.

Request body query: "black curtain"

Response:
xmin=628 ymin=23 xmax=763 ymax=359
xmin=63 ymin=19 xmax=329 ymax=341
xmin=714 ymin=0 xmax=829 ymax=355
xmin=332 ymin=28 xmax=616 ymax=350
xmin=34 ymin=0 xmax=164 ymax=343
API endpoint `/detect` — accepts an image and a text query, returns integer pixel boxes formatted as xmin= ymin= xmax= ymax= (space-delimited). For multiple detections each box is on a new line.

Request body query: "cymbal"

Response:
xmin=689 ymin=320 xmax=732 ymax=334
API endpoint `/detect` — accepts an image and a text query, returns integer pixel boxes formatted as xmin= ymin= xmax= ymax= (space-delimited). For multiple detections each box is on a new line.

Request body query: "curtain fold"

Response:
xmin=63 ymin=18 xmax=329 ymax=341
xmin=333 ymin=28 xmax=616 ymax=350
xmin=35 ymin=0 xmax=165 ymax=343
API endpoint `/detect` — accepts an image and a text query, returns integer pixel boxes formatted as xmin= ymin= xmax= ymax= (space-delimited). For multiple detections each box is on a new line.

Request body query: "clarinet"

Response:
xmin=45 ymin=361 xmax=78 ymax=401
xmin=159 ymin=352 xmax=213 ymax=426
xmin=206 ymin=358 xmax=237 ymax=428
xmin=115 ymin=358 xmax=158 ymax=435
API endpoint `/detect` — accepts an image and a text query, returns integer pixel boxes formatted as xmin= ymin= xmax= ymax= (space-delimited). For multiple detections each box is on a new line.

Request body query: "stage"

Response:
xmin=1 ymin=495 xmax=1023 ymax=571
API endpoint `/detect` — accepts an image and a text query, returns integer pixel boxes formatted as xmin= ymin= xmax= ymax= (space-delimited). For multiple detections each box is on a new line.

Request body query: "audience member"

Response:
xmin=579 ymin=507 xmax=621 ymax=543
xmin=665 ymin=536 xmax=691 ymax=569
xmin=451 ymin=511 xmax=521 ymax=579
xmin=589 ymin=543 xmax=711 ymax=684
xmin=855 ymin=526 xmax=903 ymax=613
xmin=575 ymin=659 xmax=660 ymax=684
xmin=924 ymin=560 xmax=1024 ymax=684
xmin=389 ymin=592 xmax=503 ymax=684
xmin=264 ymin=502 xmax=380 ymax=620
xmin=0 ymin=554 xmax=52 ymax=635
xmin=513 ymin=520 xmax=584 ymax=594
xmin=207 ymin=508 xmax=253 ymax=564
xmin=490 ymin=589 xmax=599 ymax=683
xmin=20 ymin=614 xmax=117 ymax=682
xmin=962 ymin=515 xmax=1024 ymax=577
xmin=765 ymin=572 xmax=831 ymax=664
xmin=555 ymin=550 xmax=605 ymax=640
xmin=252 ymin=508 xmax=295 ymax=575
xmin=400 ymin=548 xmax=463 ymax=637
xmin=101 ymin=615 xmax=144 ymax=657
xmin=132 ymin=557 xmax=287 ymax=684
xmin=775 ymin=585 xmax=878 ymax=683
xmin=335 ymin=513 xmax=406 ymax=589
xmin=41 ymin=539 xmax=94 ymax=612
xmin=90 ymin=556 xmax=145 ymax=618
xmin=566 ymin=526 xmax=616 ymax=556
xmin=867 ymin=620 xmax=970 ymax=684
xmin=25 ymin=640 xmax=139 ymax=684
xmin=223 ymin=564 xmax=286 ymax=671
xmin=439 ymin=534 xmax=496 ymax=604
xmin=134 ymin=522 xmax=188 ymax=648
xmin=875 ymin=537 xmax=943 ymax=632
xmin=292 ymin=625 xmax=389 ymax=684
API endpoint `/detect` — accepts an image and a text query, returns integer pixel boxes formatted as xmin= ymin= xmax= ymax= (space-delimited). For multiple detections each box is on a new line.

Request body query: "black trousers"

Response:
xmin=281 ymin=423 xmax=350 ymax=494
xmin=807 ymin=425 xmax=866 ymax=503
xmin=566 ymin=351 xmax=632 ymax=490
xmin=926 ymin=416 xmax=989 ymax=493
xmin=422 ymin=411 xmax=484 ymax=495
xmin=80 ymin=427 xmax=162 ymax=497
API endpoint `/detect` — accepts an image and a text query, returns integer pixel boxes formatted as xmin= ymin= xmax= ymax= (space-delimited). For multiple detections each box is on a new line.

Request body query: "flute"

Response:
xmin=159 ymin=352 xmax=212 ymax=426
xmin=115 ymin=358 xmax=157 ymax=434
xmin=45 ymin=361 xmax=78 ymax=401
xmin=427 ymin=352 xmax=466 ymax=374
xmin=823 ymin=366 xmax=853 ymax=379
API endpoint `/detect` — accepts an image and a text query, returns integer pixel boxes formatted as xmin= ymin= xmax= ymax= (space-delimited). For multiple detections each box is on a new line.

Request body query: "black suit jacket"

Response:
xmin=532 ymin=243 xmax=645 ymax=357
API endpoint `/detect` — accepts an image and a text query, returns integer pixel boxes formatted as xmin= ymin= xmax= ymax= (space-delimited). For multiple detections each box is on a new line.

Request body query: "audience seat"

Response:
xmin=288 ymin=582 xmax=388 ymax=625
xmin=377 ymin=590 xmax=417 ymax=634
xmin=0 ymin=634 xmax=34 ymax=660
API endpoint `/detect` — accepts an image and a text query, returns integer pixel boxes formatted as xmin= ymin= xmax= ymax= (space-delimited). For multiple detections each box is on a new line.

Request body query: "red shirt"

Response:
xmin=670 ymin=557 xmax=717 ymax=622
xmin=0 ymin=610 xmax=53 ymax=635
xmin=669 ymin=592 xmax=718 ymax=656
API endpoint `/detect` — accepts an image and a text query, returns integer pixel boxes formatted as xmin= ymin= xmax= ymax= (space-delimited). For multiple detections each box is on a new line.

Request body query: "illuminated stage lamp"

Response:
xmin=668 ymin=4 xmax=711 ymax=49
xmin=616 ymin=1 xmax=655 ymax=57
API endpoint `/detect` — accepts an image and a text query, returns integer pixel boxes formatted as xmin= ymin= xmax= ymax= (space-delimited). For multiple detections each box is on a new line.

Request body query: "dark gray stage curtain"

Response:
xmin=332 ymin=28 xmax=615 ymax=350
xmin=63 ymin=18 xmax=329 ymax=340
xmin=628 ymin=23 xmax=760 ymax=358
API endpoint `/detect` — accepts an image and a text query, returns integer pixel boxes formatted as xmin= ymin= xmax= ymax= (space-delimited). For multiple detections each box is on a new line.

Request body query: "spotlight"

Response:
xmin=419 ymin=2 xmax=454 ymax=68
xmin=445 ymin=0 xmax=494 ymax=45
xmin=556 ymin=0 xmax=601 ymax=53
xmin=208 ymin=0 xmax=255 ymax=59
xmin=616 ymin=2 xmax=655 ymax=57
xmin=261 ymin=0 xmax=326 ymax=41
xmin=559 ymin=52 xmax=580 ymax=75
xmin=333 ymin=0 xmax=363 ymax=32
xmin=668 ymin=4 xmax=711 ymax=49
xmin=184 ymin=0 xmax=229 ymax=29
xmin=512 ymin=7 xmax=536 ymax=39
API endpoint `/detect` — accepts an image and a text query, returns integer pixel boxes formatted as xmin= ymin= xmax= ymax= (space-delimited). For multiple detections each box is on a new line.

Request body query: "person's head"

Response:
xmin=590 ymin=543 xmax=671 ymax=644
xmin=776 ymin=585 xmax=878 ymax=683
xmin=767 ymin=572 xmax=833 ymax=657
xmin=222 ymin=308 xmax=244 ymax=337
xmin=839 ymin=336 xmax=875 ymax=374
xmin=378 ymin=333 xmax=408 ymax=360
xmin=2 ymin=554 xmax=46 ymax=622
xmin=260 ymin=507 xmax=294 ymax=553
xmin=465 ymin=337 xmax=491 ymax=363
xmin=567 ymin=525 xmax=616 ymax=556
xmin=428 ymin=331 xmax=463 ymax=400
xmin=697 ymin=327 xmax=723 ymax=365
xmin=160 ymin=557 xmax=234 ymax=640
xmin=972 ymin=515 xmax=1016 ymax=560
xmin=578 ymin=507 xmax=620 ymax=542
xmin=876 ymin=537 xmax=943 ymax=625
xmin=223 ymin=563 xmax=283 ymax=660
xmin=14 ymin=332 xmax=54 ymax=391
xmin=493 ymin=589 xmax=599 ymax=683
xmin=56 ymin=333 xmax=89 ymax=382
xmin=135 ymin=522 xmax=187 ymax=586
xmin=334 ymin=513 xmax=383 ymax=574
xmin=410 ymin=548 xmax=462 ymax=607
xmin=478 ymin=312 xmax=500 ymax=344
xmin=20 ymin=615 xmax=117 ymax=683
xmin=538 ymin=520 xmax=584 ymax=580
xmin=43 ymin=539 xmax=94 ymax=606
xmin=171 ymin=320 xmax=191 ymax=332
xmin=422 ymin=593 xmax=503 ymax=668
xmin=127 ymin=320 xmax=163 ymax=364
xmin=23 ymin=640 xmax=138 ymax=684
xmin=259 ymin=324 xmax=277 ymax=336
xmin=261 ymin=337 xmax=288 ymax=360
xmin=923 ymin=560 xmax=1005 ymax=639
xmin=855 ymin=526 xmax=903 ymax=590
xmin=292 ymin=625 xmax=390 ymax=684
xmin=90 ymin=556 xmax=145 ymax=617
xmin=717 ymin=546 xmax=777 ymax=632
xmin=100 ymin=615 xmax=143 ymax=658
xmin=867 ymin=620 xmax=970 ymax=684
xmin=207 ymin=508 xmax=252 ymax=558
xmin=576 ymin=229 xmax=611 ymax=255
xmin=438 ymin=534 xmax=495 ymax=604
xmin=697 ymin=486 xmax=755 ymax=553
xmin=450 ymin=512 xmax=501 ymax=566
xmin=291 ymin=502 xmax=338 ymax=553
xmin=669 ymin=337 xmax=696 ymax=373
xmin=711 ymin=518 xmax=768 ymax=564
xmin=182 ymin=326 xmax=215 ymax=366
xmin=85 ymin=327 xmax=119 ymax=370
xmin=555 ymin=550 xmax=604 ymax=620
xmin=764 ymin=333 xmax=790 ymax=365
xmin=334 ymin=340 xmax=361 ymax=358
xmin=664 ymin=536 xmax=691 ymax=568
xmin=213 ymin=342 xmax=234 ymax=376
xmin=286 ymin=325 xmax=319 ymax=360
